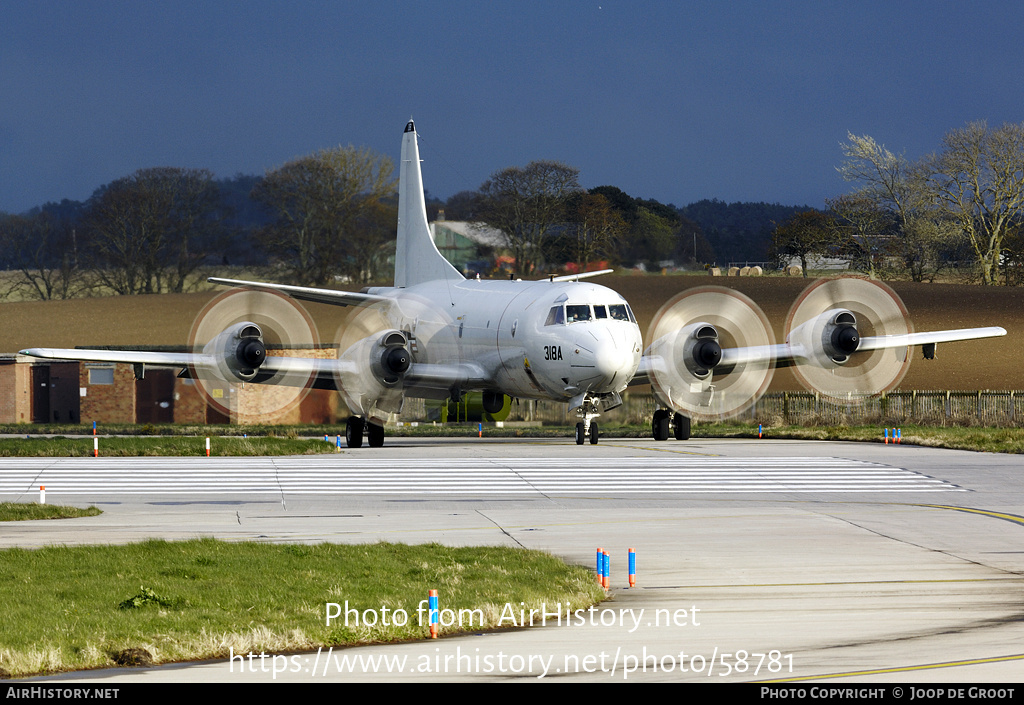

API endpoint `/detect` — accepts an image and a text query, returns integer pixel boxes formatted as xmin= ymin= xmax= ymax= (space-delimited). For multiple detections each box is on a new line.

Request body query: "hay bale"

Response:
xmin=728 ymin=267 xmax=740 ymax=277
xmin=750 ymin=266 xmax=763 ymax=276
xmin=708 ymin=267 xmax=721 ymax=276
xmin=739 ymin=266 xmax=751 ymax=276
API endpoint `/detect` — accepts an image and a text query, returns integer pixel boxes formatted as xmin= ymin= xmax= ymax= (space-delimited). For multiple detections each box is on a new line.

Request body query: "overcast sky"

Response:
xmin=2 ymin=1 xmax=1022 ymax=214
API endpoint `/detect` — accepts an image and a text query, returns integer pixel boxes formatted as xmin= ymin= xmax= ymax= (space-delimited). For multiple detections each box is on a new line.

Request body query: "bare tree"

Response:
xmin=838 ymin=133 xmax=958 ymax=282
xmin=476 ymin=161 xmax=582 ymax=276
xmin=84 ymin=167 xmax=223 ymax=294
xmin=253 ymin=146 xmax=396 ymax=286
xmin=826 ymin=194 xmax=892 ymax=279
xmin=562 ymin=192 xmax=625 ymax=270
xmin=769 ymin=211 xmax=833 ymax=275
xmin=0 ymin=212 xmax=85 ymax=299
xmin=926 ymin=121 xmax=1024 ymax=285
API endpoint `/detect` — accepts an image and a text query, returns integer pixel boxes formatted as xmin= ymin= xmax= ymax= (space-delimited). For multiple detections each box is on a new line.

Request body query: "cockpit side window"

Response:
xmin=545 ymin=306 xmax=565 ymax=326
xmin=566 ymin=304 xmax=592 ymax=323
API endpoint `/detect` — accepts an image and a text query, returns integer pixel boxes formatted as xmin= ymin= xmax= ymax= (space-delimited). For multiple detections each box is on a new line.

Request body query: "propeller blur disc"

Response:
xmin=647 ymin=286 xmax=774 ymax=420
xmin=189 ymin=288 xmax=319 ymax=422
xmin=333 ymin=292 xmax=459 ymax=409
xmin=785 ymin=277 xmax=912 ymax=401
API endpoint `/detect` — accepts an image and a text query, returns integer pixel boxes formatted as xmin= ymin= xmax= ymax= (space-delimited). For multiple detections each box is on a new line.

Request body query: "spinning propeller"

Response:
xmin=333 ymin=292 xmax=460 ymax=416
xmin=784 ymin=277 xmax=912 ymax=401
xmin=188 ymin=287 xmax=319 ymax=422
xmin=646 ymin=286 xmax=775 ymax=420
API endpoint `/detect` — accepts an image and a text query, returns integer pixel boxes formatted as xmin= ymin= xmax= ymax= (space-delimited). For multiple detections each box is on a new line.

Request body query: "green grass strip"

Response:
xmin=0 ymin=502 xmax=101 ymax=521
xmin=0 ymin=539 xmax=605 ymax=677
xmin=0 ymin=436 xmax=338 ymax=457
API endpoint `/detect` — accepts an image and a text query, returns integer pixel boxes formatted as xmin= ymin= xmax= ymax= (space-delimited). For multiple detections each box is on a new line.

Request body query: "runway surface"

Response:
xmin=5 ymin=436 xmax=1024 ymax=683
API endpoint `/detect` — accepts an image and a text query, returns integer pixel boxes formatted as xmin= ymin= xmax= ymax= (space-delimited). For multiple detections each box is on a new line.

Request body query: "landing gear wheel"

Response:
xmin=367 ymin=422 xmax=385 ymax=448
xmin=673 ymin=413 xmax=690 ymax=441
xmin=345 ymin=416 xmax=364 ymax=448
xmin=575 ymin=422 xmax=586 ymax=445
xmin=652 ymin=409 xmax=670 ymax=441
xmin=589 ymin=422 xmax=599 ymax=445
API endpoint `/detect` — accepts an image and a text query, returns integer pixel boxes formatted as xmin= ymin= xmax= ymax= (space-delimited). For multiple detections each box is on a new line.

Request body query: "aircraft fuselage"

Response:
xmin=365 ymin=277 xmax=643 ymax=403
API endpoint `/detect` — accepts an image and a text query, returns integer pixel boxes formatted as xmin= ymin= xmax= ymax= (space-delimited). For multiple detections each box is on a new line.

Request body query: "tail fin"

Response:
xmin=394 ymin=120 xmax=463 ymax=288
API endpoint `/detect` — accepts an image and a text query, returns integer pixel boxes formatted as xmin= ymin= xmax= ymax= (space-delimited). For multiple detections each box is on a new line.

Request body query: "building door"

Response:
xmin=31 ymin=365 xmax=50 ymax=424
xmin=135 ymin=369 xmax=175 ymax=424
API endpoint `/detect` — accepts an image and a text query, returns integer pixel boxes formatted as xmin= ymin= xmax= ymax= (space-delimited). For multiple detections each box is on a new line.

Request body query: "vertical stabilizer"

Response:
xmin=394 ymin=120 xmax=463 ymax=288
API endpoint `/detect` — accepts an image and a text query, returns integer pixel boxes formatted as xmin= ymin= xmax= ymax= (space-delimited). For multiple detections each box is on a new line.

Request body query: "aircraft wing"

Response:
xmin=19 ymin=346 xmax=490 ymax=395
xmin=20 ymin=347 xmax=202 ymax=368
xmin=759 ymin=325 xmax=1008 ymax=368
xmin=631 ymin=325 xmax=1008 ymax=382
xmin=207 ymin=277 xmax=390 ymax=308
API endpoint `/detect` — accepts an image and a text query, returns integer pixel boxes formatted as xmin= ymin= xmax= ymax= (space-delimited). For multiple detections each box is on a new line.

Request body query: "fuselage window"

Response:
xmin=593 ymin=305 xmax=608 ymax=319
xmin=545 ymin=306 xmax=565 ymax=326
xmin=608 ymin=304 xmax=629 ymax=321
xmin=566 ymin=304 xmax=592 ymax=323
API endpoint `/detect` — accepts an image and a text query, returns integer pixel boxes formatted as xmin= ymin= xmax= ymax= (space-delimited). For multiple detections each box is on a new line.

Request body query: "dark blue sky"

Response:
xmin=2 ymin=1 xmax=1022 ymax=214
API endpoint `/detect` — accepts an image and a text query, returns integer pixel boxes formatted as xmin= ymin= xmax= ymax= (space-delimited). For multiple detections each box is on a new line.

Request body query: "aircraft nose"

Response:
xmin=592 ymin=334 xmax=630 ymax=389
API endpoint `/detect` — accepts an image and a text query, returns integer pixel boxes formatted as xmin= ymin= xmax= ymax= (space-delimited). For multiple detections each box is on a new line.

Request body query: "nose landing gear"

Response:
xmin=574 ymin=394 xmax=603 ymax=445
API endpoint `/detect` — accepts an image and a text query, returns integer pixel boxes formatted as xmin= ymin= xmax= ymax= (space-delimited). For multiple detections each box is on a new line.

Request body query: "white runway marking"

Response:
xmin=0 ymin=456 xmax=963 ymax=495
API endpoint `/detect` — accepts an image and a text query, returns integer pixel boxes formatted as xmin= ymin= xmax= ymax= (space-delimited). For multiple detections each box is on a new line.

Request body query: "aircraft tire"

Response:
xmin=575 ymin=422 xmax=586 ymax=445
xmin=346 ymin=416 xmax=364 ymax=449
xmin=652 ymin=410 xmax=670 ymax=441
xmin=673 ymin=413 xmax=691 ymax=441
xmin=367 ymin=422 xmax=385 ymax=448
xmin=589 ymin=423 xmax=599 ymax=445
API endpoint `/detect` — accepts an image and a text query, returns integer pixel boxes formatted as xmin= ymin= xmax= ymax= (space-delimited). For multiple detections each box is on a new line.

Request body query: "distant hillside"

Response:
xmin=680 ymin=199 xmax=817 ymax=265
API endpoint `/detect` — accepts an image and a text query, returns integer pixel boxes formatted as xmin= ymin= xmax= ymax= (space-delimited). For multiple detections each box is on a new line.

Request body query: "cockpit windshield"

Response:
xmin=545 ymin=303 xmax=636 ymax=325
xmin=566 ymin=304 xmax=591 ymax=323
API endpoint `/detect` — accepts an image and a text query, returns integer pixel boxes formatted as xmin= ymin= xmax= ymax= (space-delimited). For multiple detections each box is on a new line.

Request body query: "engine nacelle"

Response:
xmin=787 ymin=308 xmax=860 ymax=368
xmin=648 ymin=322 xmax=722 ymax=389
xmin=202 ymin=322 xmax=267 ymax=382
xmin=371 ymin=330 xmax=412 ymax=386
xmin=337 ymin=329 xmax=413 ymax=417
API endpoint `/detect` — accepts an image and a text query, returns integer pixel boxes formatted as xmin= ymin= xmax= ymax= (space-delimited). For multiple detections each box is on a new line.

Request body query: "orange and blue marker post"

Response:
xmin=628 ymin=548 xmax=636 ymax=587
xmin=602 ymin=550 xmax=610 ymax=589
xmin=429 ymin=589 xmax=439 ymax=638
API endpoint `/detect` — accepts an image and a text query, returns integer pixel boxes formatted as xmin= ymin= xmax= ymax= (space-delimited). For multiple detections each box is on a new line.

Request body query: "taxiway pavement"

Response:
xmin=5 ymin=436 xmax=1024 ymax=683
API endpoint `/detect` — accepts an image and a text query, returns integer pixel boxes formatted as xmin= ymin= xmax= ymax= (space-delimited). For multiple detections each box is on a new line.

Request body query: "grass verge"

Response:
xmin=0 ymin=436 xmax=339 ymax=457
xmin=684 ymin=421 xmax=1024 ymax=454
xmin=0 ymin=423 xmax=1022 ymax=454
xmin=0 ymin=502 xmax=101 ymax=521
xmin=0 ymin=539 xmax=605 ymax=677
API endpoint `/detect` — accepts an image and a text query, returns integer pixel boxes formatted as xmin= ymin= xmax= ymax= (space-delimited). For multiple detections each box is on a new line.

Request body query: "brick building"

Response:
xmin=2 ymin=347 xmax=340 ymax=426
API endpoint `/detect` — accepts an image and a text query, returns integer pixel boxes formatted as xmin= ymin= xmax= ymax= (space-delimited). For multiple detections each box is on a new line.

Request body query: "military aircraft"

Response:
xmin=21 ymin=121 xmax=1007 ymax=447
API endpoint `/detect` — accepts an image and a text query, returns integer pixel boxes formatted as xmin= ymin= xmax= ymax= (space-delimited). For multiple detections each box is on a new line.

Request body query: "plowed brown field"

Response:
xmin=0 ymin=274 xmax=1018 ymax=392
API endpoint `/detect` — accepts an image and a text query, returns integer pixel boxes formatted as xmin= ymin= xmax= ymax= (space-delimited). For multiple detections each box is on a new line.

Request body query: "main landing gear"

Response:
xmin=345 ymin=415 xmax=385 ymax=448
xmin=651 ymin=410 xmax=690 ymax=441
